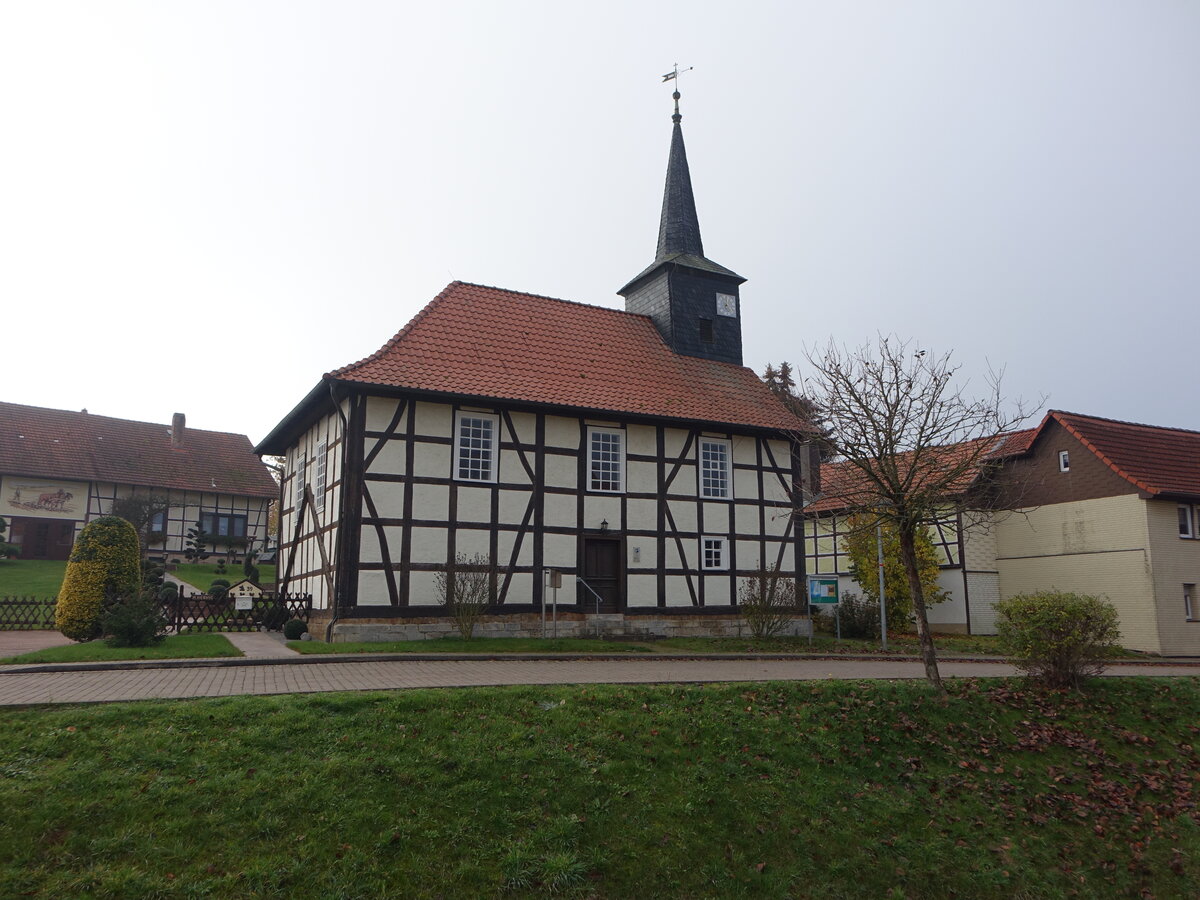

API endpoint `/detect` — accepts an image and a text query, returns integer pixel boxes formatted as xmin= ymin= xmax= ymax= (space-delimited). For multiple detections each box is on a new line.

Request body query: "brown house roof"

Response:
xmin=0 ymin=401 xmax=277 ymax=498
xmin=325 ymin=281 xmax=806 ymax=431
xmin=1045 ymin=410 xmax=1200 ymax=499
xmin=808 ymin=429 xmax=1036 ymax=514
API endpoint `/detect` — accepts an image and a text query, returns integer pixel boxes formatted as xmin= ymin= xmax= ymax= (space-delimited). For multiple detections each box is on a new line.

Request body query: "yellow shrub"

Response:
xmin=54 ymin=516 xmax=141 ymax=642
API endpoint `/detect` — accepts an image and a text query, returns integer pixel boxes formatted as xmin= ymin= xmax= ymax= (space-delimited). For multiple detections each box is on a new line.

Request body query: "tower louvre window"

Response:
xmin=699 ymin=318 xmax=714 ymax=343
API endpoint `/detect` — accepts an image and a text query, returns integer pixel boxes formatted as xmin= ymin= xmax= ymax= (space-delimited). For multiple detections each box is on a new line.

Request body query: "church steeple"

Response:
xmin=619 ymin=82 xmax=746 ymax=366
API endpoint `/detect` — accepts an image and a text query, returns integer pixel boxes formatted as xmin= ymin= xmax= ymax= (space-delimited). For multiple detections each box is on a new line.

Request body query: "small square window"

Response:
xmin=1180 ymin=505 xmax=1195 ymax=539
xmin=701 ymin=536 xmax=729 ymax=571
xmin=699 ymin=438 xmax=732 ymax=499
xmin=1186 ymin=584 xmax=1196 ymax=620
xmin=1058 ymin=450 xmax=1070 ymax=472
xmin=455 ymin=413 xmax=498 ymax=483
xmin=588 ymin=427 xmax=625 ymax=493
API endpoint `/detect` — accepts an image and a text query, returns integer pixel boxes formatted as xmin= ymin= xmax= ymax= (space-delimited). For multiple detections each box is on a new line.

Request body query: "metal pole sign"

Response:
xmin=807 ymin=577 xmax=839 ymax=646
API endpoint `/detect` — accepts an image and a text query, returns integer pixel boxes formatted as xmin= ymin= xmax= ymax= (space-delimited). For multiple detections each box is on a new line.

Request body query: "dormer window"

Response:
xmin=1058 ymin=450 xmax=1070 ymax=472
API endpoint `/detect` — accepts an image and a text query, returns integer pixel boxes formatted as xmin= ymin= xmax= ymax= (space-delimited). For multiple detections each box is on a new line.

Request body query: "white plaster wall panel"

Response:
xmin=706 ymin=577 xmax=732 ymax=606
xmin=626 ymin=499 xmax=657 ymax=531
xmin=766 ymin=439 xmax=792 ymax=468
xmin=542 ymin=533 xmax=576 ymax=568
xmin=499 ymin=450 xmax=533 ymax=486
xmin=925 ymin=569 xmax=968 ymax=627
xmin=628 ymin=538 xmax=656 ymax=570
xmin=1144 ymin=500 xmax=1200 ymax=655
xmin=995 ymin=495 xmax=1145 ymax=560
xmin=626 ymin=424 xmax=656 ymax=457
xmin=498 ymin=489 xmax=531 ymax=526
xmin=762 ymin=474 xmax=792 ymax=508
xmin=759 ymin=540 xmax=791 ymax=573
xmin=663 ymin=538 xmax=685 ymax=570
xmin=507 ymin=411 xmax=537 ymax=445
xmin=543 ymin=493 xmax=576 ymax=531
xmin=456 ymin=486 xmax=492 ymax=523
xmin=367 ymin=441 xmax=407 ymax=477
xmin=412 ymin=483 xmax=450 ymax=521
xmin=544 ymin=455 xmax=577 ymax=490
xmin=544 ymin=416 xmax=578 ymax=449
xmin=358 ymin=526 xmax=380 ymax=565
xmin=365 ymin=397 xmax=404 ymax=433
xmin=582 ymin=494 xmax=621 ymax=532
xmin=701 ymin=503 xmax=732 ymax=533
xmin=763 ymin=508 xmax=792 ymax=539
xmin=627 ymin=459 xmax=656 ymax=494
xmin=497 ymin=529 xmax=534 ymax=568
xmin=409 ymin=570 xmax=439 ymax=605
xmin=731 ymin=436 xmax=757 ymax=466
xmin=998 ymin=551 xmax=1159 ymax=652
xmin=626 ymin=572 xmax=658 ymax=607
xmin=356 ymin=571 xmax=392 ymax=606
xmin=504 ymin=572 xmax=533 ymax=604
xmin=664 ymin=575 xmax=693 ymax=606
xmin=453 ymin=528 xmax=491 ymax=559
xmin=735 ymin=503 xmax=761 ymax=536
xmin=674 ymin=462 xmax=698 ymax=496
xmin=413 ymin=441 xmax=450 ymax=479
xmin=410 ymin=526 xmax=449 ymax=564
xmin=669 ymin=498 xmax=697 ymax=534
xmin=966 ymin=573 xmax=1002 ymax=634
xmin=414 ymin=402 xmax=452 ymax=437
xmin=733 ymin=467 xmax=760 ymax=502
xmin=364 ymin=481 xmax=405 ymax=519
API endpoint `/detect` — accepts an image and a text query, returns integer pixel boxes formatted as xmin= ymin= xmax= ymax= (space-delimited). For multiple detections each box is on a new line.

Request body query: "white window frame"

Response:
xmin=315 ymin=439 xmax=328 ymax=511
xmin=454 ymin=412 xmax=499 ymax=483
xmin=588 ymin=427 xmax=625 ymax=493
xmin=1058 ymin=450 xmax=1070 ymax=472
xmin=294 ymin=454 xmax=306 ymax=509
xmin=1186 ymin=583 xmax=1196 ymax=620
xmin=1179 ymin=504 xmax=1195 ymax=540
xmin=698 ymin=437 xmax=732 ymax=499
xmin=700 ymin=535 xmax=729 ymax=571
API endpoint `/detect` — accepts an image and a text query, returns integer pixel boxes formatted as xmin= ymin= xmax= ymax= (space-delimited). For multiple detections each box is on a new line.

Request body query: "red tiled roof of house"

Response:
xmin=0 ymin=401 xmax=277 ymax=498
xmin=326 ymin=281 xmax=808 ymax=432
xmin=1047 ymin=410 xmax=1200 ymax=498
xmin=808 ymin=429 xmax=1036 ymax=514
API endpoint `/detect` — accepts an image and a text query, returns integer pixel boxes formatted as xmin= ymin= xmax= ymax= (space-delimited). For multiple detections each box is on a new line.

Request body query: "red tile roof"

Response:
xmin=808 ymin=429 xmax=1036 ymax=514
xmin=327 ymin=281 xmax=808 ymax=432
xmin=1046 ymin=410 xmax=1200 ymax=499
xmin=0 ymin=402 xmax=277 ymax=498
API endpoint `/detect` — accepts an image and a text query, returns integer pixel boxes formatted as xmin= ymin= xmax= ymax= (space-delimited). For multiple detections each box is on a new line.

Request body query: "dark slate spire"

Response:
xmin=656 ymin=90 xmax=705 ymax=260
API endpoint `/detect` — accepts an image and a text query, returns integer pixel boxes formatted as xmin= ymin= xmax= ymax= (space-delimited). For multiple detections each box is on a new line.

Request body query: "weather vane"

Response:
xmin=661 ymin=63 xmax=693 ymax=122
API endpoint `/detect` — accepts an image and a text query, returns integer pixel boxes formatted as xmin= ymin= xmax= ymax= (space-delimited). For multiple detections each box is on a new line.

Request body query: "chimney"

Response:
xmin=171 ymin=412 xmax=186 ymax=448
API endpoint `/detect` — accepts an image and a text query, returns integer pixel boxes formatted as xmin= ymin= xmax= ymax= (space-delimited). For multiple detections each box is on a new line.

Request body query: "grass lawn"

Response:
xmin=658 ymin=632 xmax=1147 ymax=659
xmin=0 ymin=559 xmax=67 ymax=598
xmin=0 ymin=633 xmax=242 ymax=665
xmin=2 ymin=678 xmax=1198 ymax=898
xmin=170 ymin=563 xmax=277 ymax=592
xmin=291 ymin=636 xmax=655 ymax=654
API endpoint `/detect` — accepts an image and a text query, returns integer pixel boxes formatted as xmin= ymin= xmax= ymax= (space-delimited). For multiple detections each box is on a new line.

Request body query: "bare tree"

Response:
xmin=803 ymin=336 xmax=1035 ymax=692
xmin=110 ymin=493 xmax=169 ymax=554
xmin=436 ymin=553 xmax=498 ymax=640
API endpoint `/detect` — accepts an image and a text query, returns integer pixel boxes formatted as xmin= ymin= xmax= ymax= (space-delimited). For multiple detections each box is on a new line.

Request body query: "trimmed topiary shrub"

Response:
xmin=55 ymin=516 xmax=142 ymax=642
xmin=283 ymin=618 xmax=308 ymax=640
xmin=995 ymin=590 xmax=1121 ymax=689
xmin=210 ymin=578 xmax=231 ymax=600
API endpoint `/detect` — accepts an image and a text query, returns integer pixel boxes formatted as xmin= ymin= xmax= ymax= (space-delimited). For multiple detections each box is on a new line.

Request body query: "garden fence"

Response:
xmin=0 ymin=596 xmax=57 ymax=630
xmin=0 ymin=593 xmax=312 ymax=632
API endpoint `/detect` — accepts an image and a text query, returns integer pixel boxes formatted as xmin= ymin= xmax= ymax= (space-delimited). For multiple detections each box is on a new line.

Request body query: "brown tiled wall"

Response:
xmin=997 ymin=420 xmax=1135 ymax=506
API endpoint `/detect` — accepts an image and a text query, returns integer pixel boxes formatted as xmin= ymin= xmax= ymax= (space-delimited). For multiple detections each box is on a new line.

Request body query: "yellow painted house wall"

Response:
xmin=1145 ymin=500 xmax=1200 ymax=656
xmin=994 ymin=495 xmax=1160 ymax=653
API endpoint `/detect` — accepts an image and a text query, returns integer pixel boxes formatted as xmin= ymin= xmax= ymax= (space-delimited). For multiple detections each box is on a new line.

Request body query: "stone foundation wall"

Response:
xmin=311 ymin=611 xmax=812 ymax=643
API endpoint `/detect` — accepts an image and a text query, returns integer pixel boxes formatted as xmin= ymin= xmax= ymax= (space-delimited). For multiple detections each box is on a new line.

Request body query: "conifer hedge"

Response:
xmin=54 ymin=516 xmax=142 ymax=642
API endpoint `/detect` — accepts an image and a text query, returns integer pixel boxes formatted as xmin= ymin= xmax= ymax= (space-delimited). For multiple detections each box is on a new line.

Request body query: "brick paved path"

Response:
xmin=0 ymin=657 xmax=1196 ymax=706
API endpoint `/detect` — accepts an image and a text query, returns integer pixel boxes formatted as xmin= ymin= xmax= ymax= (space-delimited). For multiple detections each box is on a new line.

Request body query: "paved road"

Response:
xmin=1 ymin=657 xmax=1196 ymax=706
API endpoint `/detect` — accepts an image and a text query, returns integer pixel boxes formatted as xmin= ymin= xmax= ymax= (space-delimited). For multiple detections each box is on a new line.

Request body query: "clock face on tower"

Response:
xmin=715 ymin=293 xmax=737 ymax=318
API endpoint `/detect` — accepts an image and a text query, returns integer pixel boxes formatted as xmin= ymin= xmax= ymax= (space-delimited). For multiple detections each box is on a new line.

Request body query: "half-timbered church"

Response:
xmin=257 ymin=93 xmax=813 ymax=640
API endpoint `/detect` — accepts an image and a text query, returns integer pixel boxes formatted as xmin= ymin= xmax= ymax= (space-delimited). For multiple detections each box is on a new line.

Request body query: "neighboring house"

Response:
xmin=0 ymin=402 xmax=277 ymax=563
xmin=256 ymin=97 xmax=814 ymax=640
xmin=804 ymin=410 xmax=1200 ymax=655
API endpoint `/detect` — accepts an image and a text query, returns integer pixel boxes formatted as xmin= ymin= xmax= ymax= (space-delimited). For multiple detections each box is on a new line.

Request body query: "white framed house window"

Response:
xmin=1186 ymin=584 xmax=1196 ymax=621
xmin=1178 ymin=505 xmax=1195 ymax=539
xmin=315 ymin=439 xmax=328 ymax=510
xmin=1058 ymin=451 xmax=1070 ymax=472
xmin=454 ymin=412 xmax=499 ymax=483
xmin=701 ymin=536 xmax=729 ymax=571
xmin=588 ymin=427 xmax=625 ymax=492
xmin=699 ymin=438 xmax=732 ymax=499
xmin=294 ymin=454 xmax=306 ymax=509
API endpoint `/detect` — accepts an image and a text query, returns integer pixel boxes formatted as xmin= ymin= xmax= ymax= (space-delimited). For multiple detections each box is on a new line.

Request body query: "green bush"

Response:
xmin=995 ymin=590 xmax=1121 ymax=688
xmin=283 ymin=618 xmax=308 ymax=640
xmin=102 ymin=594 xmax=168 ymax=647
xmin=836 ymin=592 xmax=881 ymax=640
xmin=738 ymin=565 xmax=799 ymax=638
xmin=210 ymin=578 xmax=231 ymax=600
xmin=55 ymin=516 xmax=141 ymax=642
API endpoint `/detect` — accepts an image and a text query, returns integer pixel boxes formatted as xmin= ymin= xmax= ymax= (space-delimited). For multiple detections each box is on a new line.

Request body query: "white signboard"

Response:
xmin=235 ymin=597 xmax=253 ymax=611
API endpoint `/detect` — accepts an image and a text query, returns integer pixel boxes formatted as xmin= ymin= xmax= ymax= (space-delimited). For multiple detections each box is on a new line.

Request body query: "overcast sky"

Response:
xmin=2 ymin=1 xmax=1197 ymax=444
